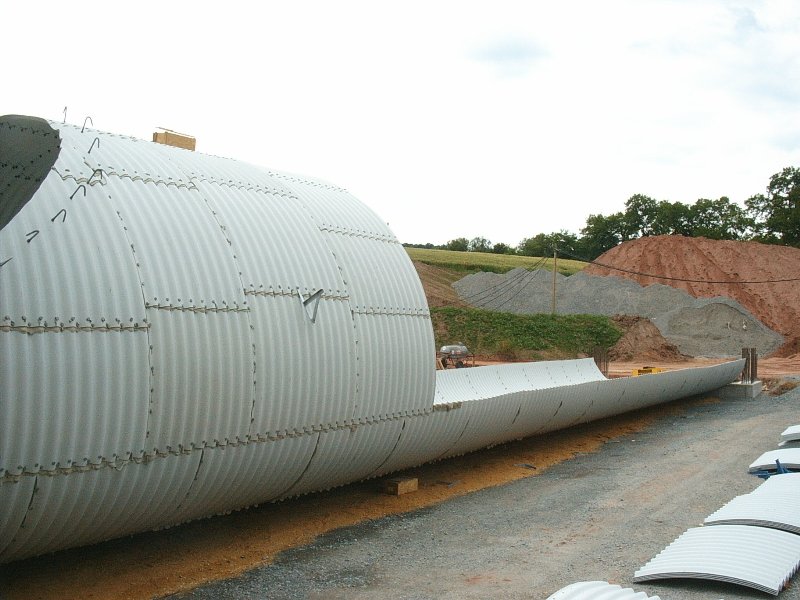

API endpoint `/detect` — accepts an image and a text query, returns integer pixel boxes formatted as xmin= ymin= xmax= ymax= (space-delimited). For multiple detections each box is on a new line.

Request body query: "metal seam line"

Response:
xmin=0 ymin=407 xmax=443 ymax=481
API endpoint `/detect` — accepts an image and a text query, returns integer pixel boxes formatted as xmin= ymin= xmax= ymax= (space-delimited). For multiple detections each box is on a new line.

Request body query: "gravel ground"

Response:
xmin=453 ymin=269 xmax=783 ymax=357
xmin=172 ymin=385 xmax=800 ymax=600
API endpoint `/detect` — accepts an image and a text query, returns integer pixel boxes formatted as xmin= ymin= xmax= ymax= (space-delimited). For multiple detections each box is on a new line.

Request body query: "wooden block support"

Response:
xmin=383 ymin=477 xmax=418 ymax=496
xmin=153 ymin=130 xmax=196 ymax=151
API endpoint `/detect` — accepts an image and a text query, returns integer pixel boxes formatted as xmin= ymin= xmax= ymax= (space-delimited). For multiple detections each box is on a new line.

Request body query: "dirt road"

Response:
xmin=171 ymin=385 xmax=800 ymax=600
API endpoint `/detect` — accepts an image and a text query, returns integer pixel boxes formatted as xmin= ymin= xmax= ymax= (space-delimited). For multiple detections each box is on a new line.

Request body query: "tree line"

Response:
xmin=405 ymin=166 xmax=800 ymax=261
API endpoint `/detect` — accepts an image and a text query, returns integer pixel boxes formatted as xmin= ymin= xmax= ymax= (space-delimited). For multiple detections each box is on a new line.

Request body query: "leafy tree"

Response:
xmin=746 ymin=167 xmax=800 ymax=246
xmin=445 ymin=237 xmax=469 ymax=252
xmin=579 ymin=213 xmax=624 ymax=259
xmin=492 ymin=242 xmax=514 ymax=254
xmin=468 ymin=236 xmax=493 ymax=252
xmin=621 ymin=194 xmax=659 ymax=238
xmin=653 ymin=200 xmax=692 ymax=236
xmin=517 ymin=231 xmax=578 ymax=258
xmin=688 ymin=197 xmax=752 ymax=240
xmin=517 ymin=233 xmax=550 ymax=256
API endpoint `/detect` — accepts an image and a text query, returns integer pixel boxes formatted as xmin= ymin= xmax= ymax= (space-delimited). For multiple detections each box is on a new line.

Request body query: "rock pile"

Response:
xmin=453 ymin=268 xmax=783 ymax=358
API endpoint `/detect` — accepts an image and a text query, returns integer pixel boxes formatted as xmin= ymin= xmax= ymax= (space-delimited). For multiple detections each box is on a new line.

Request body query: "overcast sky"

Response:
xmin=4 ymin=1 xmax=799 ymax=247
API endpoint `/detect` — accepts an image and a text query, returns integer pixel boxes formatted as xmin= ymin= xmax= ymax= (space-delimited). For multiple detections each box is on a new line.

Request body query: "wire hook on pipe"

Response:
xmin=70 ymin=185 xmax=87 ymax=200
xmin=88 ymin=137 xmax=100 ymax=154
xmin=81 ymin=116 xmax=93 ymax=133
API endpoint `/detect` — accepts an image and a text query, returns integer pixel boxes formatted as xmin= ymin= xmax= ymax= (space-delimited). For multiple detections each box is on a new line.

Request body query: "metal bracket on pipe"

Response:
xmin=297 ymin=288 xmax=323 ymax=324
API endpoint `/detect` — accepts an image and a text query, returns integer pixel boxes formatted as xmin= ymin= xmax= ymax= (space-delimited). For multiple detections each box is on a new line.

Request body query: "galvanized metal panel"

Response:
xmin=195 ymin=182 xmax=345 ymax=294
xmin=374 ymin=409 xmax=470 ymax=476
xmin=274 ymin=172 xmax=392 ymax=239
xmin=146 ymin=309 xmax=253 ymax=452
xmin=441 ymin=395 xmax=522 ymax=458
xmin=547 ymin=581 xmax=661 ymax=600
xmin=105 ymin=178 xmax=246 ymax=309
xmin=0 ymin=170 xmax=146 ymax=326
xmin=0 ymin=453 xmax=201 ymax=563
xmin=704 ymin=478 xmax=800 ymax=533
xmin=173 ymin=435 xmax=320 ymax=523
xmin=324 ymin=233 xmax=428 ymax=311
xmin=355 ymin=312 xmax=435 ymax=417
xmin=749 ymin=448 xmax=800 ymax=472
xmin=249 ymin=295 xmax=357 ymax=434
xmin=286 ymin=420 xmax=406 ymax=496
xmin=0 ymin=479 xmax=36 ymax=557
xmin=781 ymin=425 xmax=800 ymax=442
xmin=0 ymin=330 xmax=149 ymax=477
xmin=634 ymin=524 xmax=800 ymax=595
xmin=750 ymin=472 xmax=800 ymax=495
xmin=57 ymin=122 xmax=191 ymax=186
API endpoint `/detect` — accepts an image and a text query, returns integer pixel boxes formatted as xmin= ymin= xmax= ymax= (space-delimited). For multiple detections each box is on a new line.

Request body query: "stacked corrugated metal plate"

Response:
xmin=781 ymin=424 xmax=800 ymax=446
xmin=749 ymin=448 xmax=800 ymax=472
xmin=704 ymin=472 xmax=800 ymax=534
xmin=634 ymin=525 xmax=800 ymax=595
xmin=0 ymin=115 xmax=747 ymax=564
xmin=546 ymin=581 xmax=661 ymax=600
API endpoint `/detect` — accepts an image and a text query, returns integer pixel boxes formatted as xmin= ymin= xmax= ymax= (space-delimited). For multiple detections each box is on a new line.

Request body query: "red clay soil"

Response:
xmin=584 ymin=235 xmax=800 ymax=357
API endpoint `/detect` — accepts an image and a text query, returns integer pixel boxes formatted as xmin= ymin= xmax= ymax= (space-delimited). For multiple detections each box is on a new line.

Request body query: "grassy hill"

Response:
xmin=406 ymin=247 xmax=587 ymax=275
xmin=405 ymin=248 xmax=619 ymax=359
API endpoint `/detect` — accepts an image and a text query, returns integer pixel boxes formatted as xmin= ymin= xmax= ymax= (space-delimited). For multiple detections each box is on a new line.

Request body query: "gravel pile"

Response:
xmin=453 ymin=269 xmax=783 ymax=357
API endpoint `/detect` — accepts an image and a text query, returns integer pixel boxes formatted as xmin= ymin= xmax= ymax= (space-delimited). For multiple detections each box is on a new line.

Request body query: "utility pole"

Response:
xmin=551 ymin=247 xmax=558 ymax=315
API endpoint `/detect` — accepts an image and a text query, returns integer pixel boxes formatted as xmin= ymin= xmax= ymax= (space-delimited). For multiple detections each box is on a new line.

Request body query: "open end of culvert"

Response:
xmin=0 ymin=115 xmax=61 ymax=233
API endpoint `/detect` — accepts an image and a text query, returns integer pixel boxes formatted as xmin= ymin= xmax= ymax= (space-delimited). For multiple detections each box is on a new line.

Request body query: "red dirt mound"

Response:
xmin=609 ymin=315 xmax=688 ymax=362
xmin=584 ymin=236 xmax=800 ymax=356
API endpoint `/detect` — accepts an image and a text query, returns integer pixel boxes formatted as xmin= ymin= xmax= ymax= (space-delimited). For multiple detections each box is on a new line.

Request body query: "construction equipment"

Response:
xmin=439 ymin=344 xmax=473 ymax=368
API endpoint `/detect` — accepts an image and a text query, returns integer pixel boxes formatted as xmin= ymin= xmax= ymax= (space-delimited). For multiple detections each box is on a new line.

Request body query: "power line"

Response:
xmin=459 ymin=255 xmax=548 ymax=304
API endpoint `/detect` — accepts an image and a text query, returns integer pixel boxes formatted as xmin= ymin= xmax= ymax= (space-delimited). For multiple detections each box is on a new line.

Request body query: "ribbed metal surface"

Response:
xmin=286 ymin=420 xmax=406 ymax=496
xmin=782 ymin=425 xmax=800 ymax=442
xmin=634 ymin=524 xmax=800 ymax=595
xmin=705 ymin=474 xmax=800 ymax=533
xmin=0 ymin=453 xmax=202 ymax=563
xmin=147 ymin=309 xmax=253 ymax=452
xmin=0 ymin=328 xmax=150 ymax=476
xmin=0 ymin=170 xmax=146 ymax=326
xmin=547 ymin=581 xmax=661 ymax=600
xmin=0 ymin=116 xmax=747 ymax=564
xmin=749 ymin=448 xmax=800 ymax=472
xmin=354 ymin=313 xmax=435 ymax=417
xmin=172 ymin=436 xmax=320 ymax=523
xmin=248 ymin=295 xmax=358 ymax=434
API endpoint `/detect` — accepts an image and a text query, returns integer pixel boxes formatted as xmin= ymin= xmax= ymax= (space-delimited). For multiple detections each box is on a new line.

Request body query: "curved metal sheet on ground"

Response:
xmin=782 ymin=425 xmax=800 ymax=442
xmin=546 ymin=581 xmax=661 ymax=600
xmin=749 ymin=448 xmax=800 ymax=472
xmin=704 ymin=477 xmax=800 ymax=534
xmin=633 ymin=524 xmax=800 ymax=595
